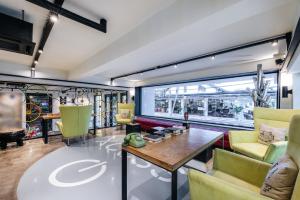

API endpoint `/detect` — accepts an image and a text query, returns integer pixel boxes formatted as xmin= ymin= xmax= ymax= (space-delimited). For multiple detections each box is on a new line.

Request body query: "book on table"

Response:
xmin=143 ymin=134 xmax=163 ymax=143
xmin=153 ymin=130 xmax=171 ymax=139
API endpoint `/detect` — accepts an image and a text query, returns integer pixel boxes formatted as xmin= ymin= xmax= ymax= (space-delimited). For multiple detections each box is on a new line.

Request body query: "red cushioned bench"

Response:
xmin=135 ymin=116 xmax=230 ymax=150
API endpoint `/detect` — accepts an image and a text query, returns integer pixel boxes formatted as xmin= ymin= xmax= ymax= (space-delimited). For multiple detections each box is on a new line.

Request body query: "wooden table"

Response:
xmin=41 ymin=113 xmax=61 ymax=144
xmin=121 ymin=128 xmax=224 ymax=200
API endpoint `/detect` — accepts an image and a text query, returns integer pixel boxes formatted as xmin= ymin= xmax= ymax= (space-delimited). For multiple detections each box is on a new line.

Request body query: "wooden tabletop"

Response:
xmin=122 ymin=128 xmax=224 ymax=171
xmin=40 ymin=113 xmax=61 ymax=120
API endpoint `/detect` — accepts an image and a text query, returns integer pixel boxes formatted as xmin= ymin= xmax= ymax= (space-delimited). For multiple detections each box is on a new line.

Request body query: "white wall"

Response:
xmin=293 ymin=73 xmax=300 ymax=108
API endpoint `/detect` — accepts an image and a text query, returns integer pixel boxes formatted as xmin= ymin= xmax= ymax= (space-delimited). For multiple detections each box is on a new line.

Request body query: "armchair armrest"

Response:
xmin=55 ymin=121 xmax=63 ymax=133
xmin=188 ymin=169 xmax=271 ymax=200
xmin=264 ymin=141 xmax=288 ymax=163
xmin=213 ymin=149 xmax=271 ymax=187
xmin=229 ymin=130 xmax=258 ymax=147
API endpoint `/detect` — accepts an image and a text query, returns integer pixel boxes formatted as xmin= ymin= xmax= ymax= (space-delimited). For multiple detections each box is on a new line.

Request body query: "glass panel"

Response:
xmin=141 ymin=73 xmax=278 ymax=128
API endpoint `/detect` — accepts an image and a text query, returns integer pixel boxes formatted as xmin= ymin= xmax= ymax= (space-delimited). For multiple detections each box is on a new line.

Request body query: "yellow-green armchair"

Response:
xmin=56 ymin=105 xmax=92 ymax=145
xmin=188 ymin=115 xmax=300 ymax=200
xmin=229 ymin=107 xmax=300 ymax=163
xmin=115 ymin=103 xmax=135 ymax=125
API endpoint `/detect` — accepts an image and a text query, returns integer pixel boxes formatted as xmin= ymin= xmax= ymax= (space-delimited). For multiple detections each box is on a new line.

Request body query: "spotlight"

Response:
xmin=272 ymin=40 xmax=278 ymax=47
xmin=50 ymin=14 xmax=58 ymax=23
xmin=34 ymin=60 xmax=38 ymax=65
xmin=211 ymin=56 xmax=215 ymax=60
xmin=38 ymin=49 xmax=43 ymax=54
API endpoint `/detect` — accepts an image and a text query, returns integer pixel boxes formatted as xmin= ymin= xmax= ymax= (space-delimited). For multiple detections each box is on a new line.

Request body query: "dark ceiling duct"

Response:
xmin=0 ymin=12 xmax=35 ymax=55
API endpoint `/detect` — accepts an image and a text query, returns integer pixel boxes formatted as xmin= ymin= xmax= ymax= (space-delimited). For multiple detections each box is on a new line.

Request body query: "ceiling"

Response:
xmin=0 ymin=0 xmax=299 ymax=87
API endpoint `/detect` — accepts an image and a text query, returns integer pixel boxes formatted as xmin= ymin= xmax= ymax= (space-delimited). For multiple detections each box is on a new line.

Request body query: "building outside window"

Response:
xmin=141 ymin=73 xmax=278 ymax=128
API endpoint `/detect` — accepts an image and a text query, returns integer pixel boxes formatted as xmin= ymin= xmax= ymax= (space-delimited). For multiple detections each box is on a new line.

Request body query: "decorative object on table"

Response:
xmin=229 ymin=107 xmax=300 ymax=163
xmin=165 ymin=127 xmax=184 ymax=135
xmin=122 ymin=133 xmax=145 ymax=148
xmin=152 ymin=126 xmax=165 ymax=132
xmin=115 ymin=103 xmax=135 ymax=126
xmin=0 ymin=128 xmax=25 ymax=149
xmin=153 ymin=130 xmax=172 ymax=139
xmin=249 ymin=64 xmax=271 ymax=107
xmin=126 ymin=123 xmax=141 ymax=135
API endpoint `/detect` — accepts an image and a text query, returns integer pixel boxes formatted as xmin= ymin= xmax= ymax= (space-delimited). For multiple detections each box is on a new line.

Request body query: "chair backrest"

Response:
xmin=288 ymin=115 xmax=300 ymax=200
xmin=59 ymin=105 xmax=92 ymax=138
xmin=254 ymin=107 xmax=300 ymax=131
xmin=118 ymin=103 xmax=135 ymax=117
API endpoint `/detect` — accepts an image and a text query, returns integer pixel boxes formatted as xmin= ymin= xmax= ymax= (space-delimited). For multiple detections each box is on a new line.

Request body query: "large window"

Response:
xmin=141 ymin=73 xmax=278 ymax=128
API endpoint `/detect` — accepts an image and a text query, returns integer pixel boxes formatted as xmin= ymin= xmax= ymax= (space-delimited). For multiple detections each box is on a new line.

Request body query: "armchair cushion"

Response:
xmin=232 ymin=143 xmax=268 ymax=161
xmin=261 ymin=155 xmax=298 ymax=200
xmin=188 ymin=169 xmax=272 ymax=200
xmin=209 ymin=170 xmax=260 ymax=193
xmin=213 ymin=149 xmax=271 ymax=187
xmin=229 ymin=130 xmax=258 ymax=147
xmin=120 ymin=109 xmax=130 ymax=119
xmin=258 ymin=124 xmax=288 ymax=145
xmin=188 ymin=149 xmax=272 ymax=200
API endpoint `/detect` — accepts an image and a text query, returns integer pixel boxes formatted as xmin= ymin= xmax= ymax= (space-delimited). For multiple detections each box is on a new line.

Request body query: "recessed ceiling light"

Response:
xmin=174 ymin=65 xmax=178 ymax=69
xmin=140 ymin=73 xmax=143 ymax=76
xmin=50 ymin=14 xmax=58 ymax=23
xmin=272 ymin=40 xmax=278 ymax=47
xmin=211 ymin=56 xmax=215 ymax=60
xmin=34 ymin=60 xmax=38 ymax=65
xmin=38 ymin=49 xmax=43 ymax=54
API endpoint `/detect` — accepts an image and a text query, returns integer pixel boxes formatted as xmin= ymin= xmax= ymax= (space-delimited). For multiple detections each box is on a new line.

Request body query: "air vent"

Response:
xmin=0 ymin=12 xmax=35 ymax=55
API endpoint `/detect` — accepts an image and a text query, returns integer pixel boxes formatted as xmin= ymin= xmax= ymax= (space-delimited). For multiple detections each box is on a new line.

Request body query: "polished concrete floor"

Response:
xmin=17 ymin=134 xmax=191 ymax=200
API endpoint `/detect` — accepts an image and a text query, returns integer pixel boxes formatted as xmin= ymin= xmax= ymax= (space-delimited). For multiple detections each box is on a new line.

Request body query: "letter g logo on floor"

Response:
xmin=48 ymin=159 xmax=107 ymax=187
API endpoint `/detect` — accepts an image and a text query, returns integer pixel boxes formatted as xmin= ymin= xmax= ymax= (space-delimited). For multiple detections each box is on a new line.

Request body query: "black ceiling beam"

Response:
xmin=111 ymin=33 xmax=289 ymax=81
xmin=26 ymin=0 xmax=107 ymax=33
xmin=282 ymin=17 xmax=300 ymax=71
xmin=30 ymin=0 xmax=64 ymax=71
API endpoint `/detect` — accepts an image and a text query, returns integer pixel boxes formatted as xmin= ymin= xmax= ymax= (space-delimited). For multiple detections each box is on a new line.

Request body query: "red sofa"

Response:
xmin=135 ymin=116 xmax=230 ymax=149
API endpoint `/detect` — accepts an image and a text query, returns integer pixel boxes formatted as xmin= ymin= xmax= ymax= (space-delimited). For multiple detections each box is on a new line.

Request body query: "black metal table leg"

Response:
xmin=171 ymin=169 xmax=178 ymax=200
xmin=42 ymin=119 xmax=48 ymax=144
xmin=122 ymin=150 xmax=127 ymax=200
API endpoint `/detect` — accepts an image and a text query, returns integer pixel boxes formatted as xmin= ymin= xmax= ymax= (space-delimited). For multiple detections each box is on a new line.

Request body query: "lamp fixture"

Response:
xmin=50 ymin=13 xmax=58 ymax=23
xmin=272 ymin=40 xmax=278 ymax=46
xmin=211 ymin=56 xmax=215 ymax=60
xmin=282 ymin=86 xmax=293 ymax=98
